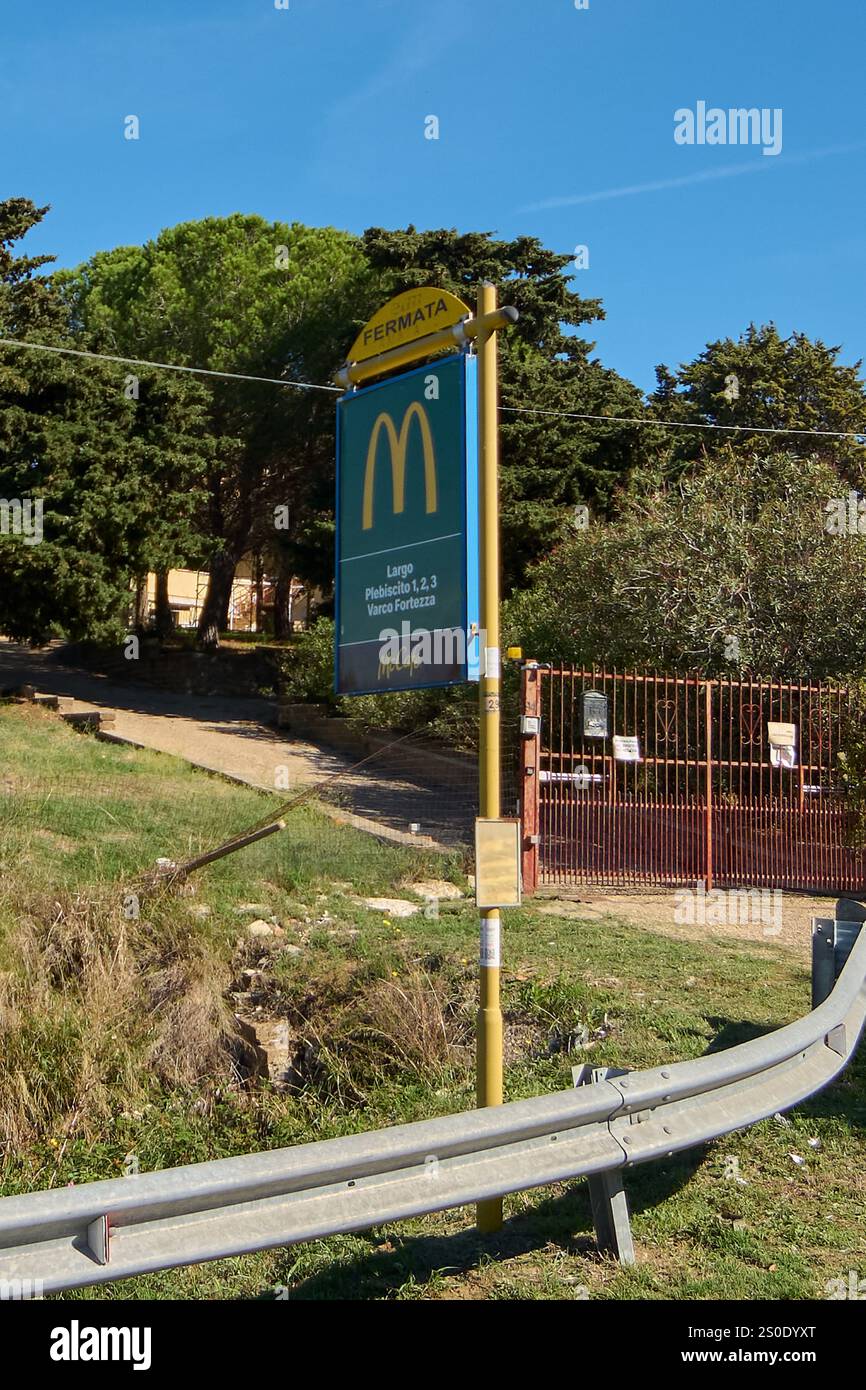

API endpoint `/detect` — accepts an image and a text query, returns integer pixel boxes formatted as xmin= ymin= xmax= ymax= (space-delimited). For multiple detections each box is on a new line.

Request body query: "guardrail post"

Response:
xmin=587 ymin=1169 xmax=635 ymax=1266
xmin=520 ymin=661 xmax=541 ymax=894
xmin=811 ymin=918 xmax=837 ymax=1009
xmin=812 ymin=914 xmax=863 ymax=1007
xmin=574 ymin=1064 xmax=635 ymax=1264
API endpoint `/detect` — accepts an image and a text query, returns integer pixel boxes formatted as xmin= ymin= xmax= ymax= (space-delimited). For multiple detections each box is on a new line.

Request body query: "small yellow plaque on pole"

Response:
xmin=475 ymin=817 xmax=522 ymax=909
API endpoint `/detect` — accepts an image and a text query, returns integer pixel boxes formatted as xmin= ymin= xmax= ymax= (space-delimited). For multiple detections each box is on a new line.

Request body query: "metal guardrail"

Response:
xmin=1 ymin=922 xmax=864 ymax=1294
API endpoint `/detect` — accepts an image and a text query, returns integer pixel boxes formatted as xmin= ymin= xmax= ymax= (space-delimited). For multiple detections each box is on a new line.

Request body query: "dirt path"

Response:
xmin=0 ymin=640 xmax=473 ymax=848
xmin=532 ymin=887 xmax=853 ymax=961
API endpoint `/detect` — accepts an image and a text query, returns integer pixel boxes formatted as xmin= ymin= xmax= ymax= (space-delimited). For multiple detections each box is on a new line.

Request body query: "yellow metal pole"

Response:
xmin=476 ymin=281 xmax=504 ymax=1234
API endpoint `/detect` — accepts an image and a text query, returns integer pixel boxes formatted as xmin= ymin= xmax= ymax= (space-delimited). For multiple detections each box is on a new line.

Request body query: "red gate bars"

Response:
xmin=519 ymin=664 xmax=865 ymax=894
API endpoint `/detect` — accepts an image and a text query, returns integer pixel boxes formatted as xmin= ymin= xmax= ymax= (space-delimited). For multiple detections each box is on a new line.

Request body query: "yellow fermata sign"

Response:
xmin=348 ymin=287 xmax=470 ymax=364
xmin=362 ymin=402 xmax=438 ymax=530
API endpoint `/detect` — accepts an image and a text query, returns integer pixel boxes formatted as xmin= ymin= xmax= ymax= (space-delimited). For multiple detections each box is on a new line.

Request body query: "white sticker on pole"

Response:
xmin=480 ymin=917 xmax=501 ymax=968
xmin=484 ymin=647 xmax=501 ymax=679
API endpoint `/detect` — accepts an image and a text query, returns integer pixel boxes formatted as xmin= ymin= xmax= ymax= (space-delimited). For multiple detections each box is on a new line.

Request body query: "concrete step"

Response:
xmin=32 ymin=693 xmax=75 ymax=713
xmin=62 ymin=710 xmax=101 ymax=729
xmin=7 ymin=686 xmax=74 ymax=712
xmin=10 ymin=683 xmax=116 ymax=730
xmin=61 ymin=709 xmax=116 ymax=732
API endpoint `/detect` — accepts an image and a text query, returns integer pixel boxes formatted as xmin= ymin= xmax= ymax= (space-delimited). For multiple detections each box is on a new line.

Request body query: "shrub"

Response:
xmin=277 ymin=618 xmax=336 ymax=705
xmin=506 ymin=448 xmax=866 ymax=677
xmin=277 ymin=617 xmax=483 ymax=749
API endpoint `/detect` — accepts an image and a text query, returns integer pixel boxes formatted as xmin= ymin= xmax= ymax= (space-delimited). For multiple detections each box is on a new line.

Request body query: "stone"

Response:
xmin=247 ymin=920 xmax=275 ymax=938
xmin=408 ymin=879 xmax=465 ymax=902
xmin=354 ymin=897 xmax=420 ymax=918
xmin=232 ymin=1017 xmax=269 ymax=1081
xmin=250 ymin=1019 xmax=293 ymax=1086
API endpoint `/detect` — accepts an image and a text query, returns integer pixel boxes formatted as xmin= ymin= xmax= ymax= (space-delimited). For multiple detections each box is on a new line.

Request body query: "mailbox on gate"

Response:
xmin=582 ymin=690 xmax=609 ymax=739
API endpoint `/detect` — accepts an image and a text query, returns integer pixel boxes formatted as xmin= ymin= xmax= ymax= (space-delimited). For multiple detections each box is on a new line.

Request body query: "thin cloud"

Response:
xmin=324 ymin=0 xmax=464 ymax=127
xmin=519 ymin=141 xmax=866 ymax=212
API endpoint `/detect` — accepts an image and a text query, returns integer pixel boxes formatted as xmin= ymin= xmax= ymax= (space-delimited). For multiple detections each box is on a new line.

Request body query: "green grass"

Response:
xmin=0 ymin=705 xmax=421 ymax=895
xmin=0 ymin=701 xmax=863 ymax=1301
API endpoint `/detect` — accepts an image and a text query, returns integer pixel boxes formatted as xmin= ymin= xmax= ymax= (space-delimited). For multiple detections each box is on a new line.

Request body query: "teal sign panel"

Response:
xmin=335 ymin=353 xmax=479 ymax=695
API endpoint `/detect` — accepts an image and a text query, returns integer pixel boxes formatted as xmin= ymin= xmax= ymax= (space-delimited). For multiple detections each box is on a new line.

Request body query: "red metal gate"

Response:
xmin=519 ymin=663 xmax=866 ymax=893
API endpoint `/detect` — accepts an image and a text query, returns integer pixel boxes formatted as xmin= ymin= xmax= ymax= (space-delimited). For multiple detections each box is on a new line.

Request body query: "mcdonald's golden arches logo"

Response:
xmin=362 ymin=402 xmax=438 ymax=530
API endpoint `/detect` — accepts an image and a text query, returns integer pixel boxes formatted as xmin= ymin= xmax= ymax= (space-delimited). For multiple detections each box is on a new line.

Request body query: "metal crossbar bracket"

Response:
xmin=86 ymin=1214 xmax=110 ymax=1266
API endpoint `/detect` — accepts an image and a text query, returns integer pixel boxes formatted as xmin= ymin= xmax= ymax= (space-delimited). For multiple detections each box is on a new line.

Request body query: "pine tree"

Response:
xmin=0 ymin=200 xmax=209 ymax=644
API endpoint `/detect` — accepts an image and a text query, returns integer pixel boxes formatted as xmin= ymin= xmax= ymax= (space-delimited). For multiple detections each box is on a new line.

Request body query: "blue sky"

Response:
xmin=3 ymin=0 xmax=865 ymax=392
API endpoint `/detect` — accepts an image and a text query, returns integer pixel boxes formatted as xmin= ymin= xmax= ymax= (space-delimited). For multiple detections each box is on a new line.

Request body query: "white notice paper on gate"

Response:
xmin=613 ymin=735 xmax=642 ymax=762
xmin=770 ymin=744 xmax=797 ymax=768
xmin=767 ymin=722 xmax=797 ymax=769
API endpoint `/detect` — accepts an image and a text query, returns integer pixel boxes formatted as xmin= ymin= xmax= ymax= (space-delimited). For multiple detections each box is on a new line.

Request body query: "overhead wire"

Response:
xmin=2 ymin=335 xmax=864 ymax=439
xmin=0 ymin=337 xmax=342 ymax=393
